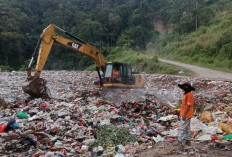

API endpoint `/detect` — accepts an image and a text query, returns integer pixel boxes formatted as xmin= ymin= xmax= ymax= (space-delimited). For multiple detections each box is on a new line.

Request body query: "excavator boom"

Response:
xmin=34 ymin=24 xmax=106 ymax=76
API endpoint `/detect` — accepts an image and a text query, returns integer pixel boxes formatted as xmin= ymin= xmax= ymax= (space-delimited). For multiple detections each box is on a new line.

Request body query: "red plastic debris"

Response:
xmin=191 ymin=130 xmax=195 ymax=135
xmin=60 ymin=148 xmax=67 ymax=155
xmin=211 ymin=136 xmax=219 ymax=140
xmin=167 ymin=137 xmax=175 ymax=142
xmin=39 ymin=104 xmax=48 ymax=108
xmin=0 ymin=124 xmax=7 ymax=133
xmin=33 ymin=151 xmax=43 ymax=157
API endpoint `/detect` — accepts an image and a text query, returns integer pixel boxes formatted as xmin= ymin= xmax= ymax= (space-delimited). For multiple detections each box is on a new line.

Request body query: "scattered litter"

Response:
xmin=0 ymin=71 xmax=232 ymax=156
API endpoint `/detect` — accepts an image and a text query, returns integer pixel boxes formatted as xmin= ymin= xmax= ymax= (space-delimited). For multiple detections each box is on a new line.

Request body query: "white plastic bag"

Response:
xmin=153 ymin=135 xmax=165 ymax=143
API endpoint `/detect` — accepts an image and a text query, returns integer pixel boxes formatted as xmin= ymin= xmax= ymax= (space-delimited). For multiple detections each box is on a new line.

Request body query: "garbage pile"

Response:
xmin=0 ymin=71 xmax=232 ymax=156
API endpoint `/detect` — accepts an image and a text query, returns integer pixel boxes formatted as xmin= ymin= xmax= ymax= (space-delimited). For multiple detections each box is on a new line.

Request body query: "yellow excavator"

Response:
xmin=22 ymin=24 xmax=144 ymax=97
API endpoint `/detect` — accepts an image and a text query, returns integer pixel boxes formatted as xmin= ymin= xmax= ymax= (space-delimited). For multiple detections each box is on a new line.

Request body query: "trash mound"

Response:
xmin=0 ymin=71 xmax=232 ymax=156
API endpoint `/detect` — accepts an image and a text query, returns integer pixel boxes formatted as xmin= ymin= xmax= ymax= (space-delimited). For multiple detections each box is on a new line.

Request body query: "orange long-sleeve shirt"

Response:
xmin=180 ymin=92 xmax=194 ymax=118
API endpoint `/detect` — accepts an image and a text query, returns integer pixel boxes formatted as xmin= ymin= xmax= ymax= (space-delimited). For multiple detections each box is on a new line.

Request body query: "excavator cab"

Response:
xmin=94 ymin=62 xmax=144 ymax=88
xmin=104 ymin=62 xmax=135 ymax=84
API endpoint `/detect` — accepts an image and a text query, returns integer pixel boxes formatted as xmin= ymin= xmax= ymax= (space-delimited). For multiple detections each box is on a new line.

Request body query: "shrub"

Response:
xmin=0 ymin=65 xmax=14 ymax=72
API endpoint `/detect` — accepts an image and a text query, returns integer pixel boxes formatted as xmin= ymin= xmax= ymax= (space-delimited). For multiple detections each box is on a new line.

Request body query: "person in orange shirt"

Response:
xmin=112 ymin=69 xmax=119 ymax=80
xmin=176 ymin=82 xmax=195 ymax=146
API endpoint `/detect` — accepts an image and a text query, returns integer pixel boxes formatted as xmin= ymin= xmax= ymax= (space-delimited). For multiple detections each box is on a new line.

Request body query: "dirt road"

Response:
xmin=159 ymin=59 xmax=232 ymax=80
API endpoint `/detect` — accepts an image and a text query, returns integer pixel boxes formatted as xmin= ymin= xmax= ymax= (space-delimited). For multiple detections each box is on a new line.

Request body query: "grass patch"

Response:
xmin=106 ymin=47 xmax=184 ymax=75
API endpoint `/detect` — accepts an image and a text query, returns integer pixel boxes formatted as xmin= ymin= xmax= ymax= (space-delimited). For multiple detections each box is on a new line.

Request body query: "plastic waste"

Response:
xmin=142 ymin=98 xmax=146 ymax=102
xmin=115 ymin=153 xmax=125 ymax=157
xmin=100 ymin=119 xmax=110 ymax=125
xmin=0 ymin=124 xmax=7 ymax=133
xmin=158 ymin=115 xmax=178 ymax=121
xmin=153 ymin=135 xmax=164 ymax=143
xmin=211 ymin=136 xmax=219 ymax=140
xmin=97 ymin=146 xmax=104 ymax=156
xmin=5 ymin=117 xmax=17 ymax=131
xmin=196 ymin=134 xmax=211 ymax=141
xmin=199 ymin=111 xmax=213 ymax=122
xmin=191 ymin=117 xmax=222 ymax=135
xmin=117 ymin=116 xmax=125 ymax=122
xmin=83 ymin=139 xmax=95 ymax=145
xmin=218 ymin=123 xmax=232 ymax=134
xmin=44 ymin=152 xmax=55 ymax=157
xmin=17 ymin=112 xmax=28 ymax=119
xmin=166 ymin=137 xmax=175 ymax=142
xmin=81 ymin=145 xmax=88 ymax=151
xmin=224 ymin=134 xmax=232 ymax=140
xmin=99 ymin=105 xmax=105 ymax=111
xmin=168 ymin=129 xmax=178 ymax=137
xmin=87 ymin=108 xmax=92 ymax=113
xmin=10 ymin=123 xmax=19 ymax=130
xmin=55 ymin=152 xmax=65 ymax=157
xmin=33 ymin=151 xmax=44 ymax=157
xmin=115 ymin=145 xmax=125 ymax=154
xmin=191 ymin=130 xmax=195 ymax=135
xmin=1 ymin=72 xmax=232 ymax=156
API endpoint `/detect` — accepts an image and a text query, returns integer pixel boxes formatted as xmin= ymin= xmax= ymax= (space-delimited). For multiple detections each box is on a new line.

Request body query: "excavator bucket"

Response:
xmin=22 ymin=67 xmax=50 ymax=98
xmin=22 ymin=78 xmax=50 ymax=98
xmin=22 ymin=80 xmax=41 ymax=97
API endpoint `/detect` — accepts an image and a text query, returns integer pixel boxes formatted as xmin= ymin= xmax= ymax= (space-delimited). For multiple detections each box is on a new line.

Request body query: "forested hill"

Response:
xmin=155 ymin=0 xmax=232 ymax=72
xmin=0 ymin=0 xmax=231 ymax=72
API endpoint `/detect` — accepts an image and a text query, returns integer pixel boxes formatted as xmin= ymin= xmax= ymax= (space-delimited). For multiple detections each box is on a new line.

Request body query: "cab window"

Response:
xmin=105 ymin=64 xmax=113 ymax=77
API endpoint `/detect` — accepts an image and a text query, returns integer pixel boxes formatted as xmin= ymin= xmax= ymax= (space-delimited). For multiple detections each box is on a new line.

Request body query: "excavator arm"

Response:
xmin=23 ymin=24 xmax=106 ymax=97
xmin=33 ymin=24 xmax=106 ymax=76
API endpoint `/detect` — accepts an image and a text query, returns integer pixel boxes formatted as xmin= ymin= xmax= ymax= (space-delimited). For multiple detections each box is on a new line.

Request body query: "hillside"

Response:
xmin=0 ymin=0 xmax=155 ymax=71
xmin=0 ymin=0 xmax=231 ymax=74
xmin=154 ymin=1 xmax=232 ymax=72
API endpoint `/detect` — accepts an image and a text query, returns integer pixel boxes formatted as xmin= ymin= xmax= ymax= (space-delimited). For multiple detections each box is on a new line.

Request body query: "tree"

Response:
xmin=119 ymin=0 xmax=155 ymax=49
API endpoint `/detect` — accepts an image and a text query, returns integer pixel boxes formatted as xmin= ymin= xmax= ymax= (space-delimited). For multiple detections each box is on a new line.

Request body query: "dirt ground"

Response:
xmin=138 ymin=141 xmax=232 ymax=157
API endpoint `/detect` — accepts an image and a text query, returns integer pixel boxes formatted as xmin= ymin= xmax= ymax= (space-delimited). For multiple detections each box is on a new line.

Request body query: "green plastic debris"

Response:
xmin=224 ymin=134 xmax=232 ymax=140
xmin=17 ymin=112 xmax=28 ymax=119
xmin=87 ymin=108 xmax=92 ymax=113
xmin=142 ymin=98 xmax=146 ymax=102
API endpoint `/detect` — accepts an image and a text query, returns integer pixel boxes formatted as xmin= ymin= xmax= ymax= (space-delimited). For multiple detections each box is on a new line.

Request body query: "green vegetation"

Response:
xmin=94 ymin=125 xmax=136 ymax=147
xmin=0 ymin=65 xmax=14 ymax=72
xmin=155 ymin=0 xmax=232 ymax=72
xmin=0 ymin=0 xmax=231 ymax=74
xmin=106 ymin=47 xmax=182 ymax=74
xmin=0 ymin=0 xmax=155 ymax=72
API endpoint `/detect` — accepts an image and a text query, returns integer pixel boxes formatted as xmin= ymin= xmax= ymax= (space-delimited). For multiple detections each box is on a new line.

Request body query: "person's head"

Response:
xmin=178 ymin=82 xmax=195 ymax=93
xmin=114 ymin=66 xmax=119 ymax=71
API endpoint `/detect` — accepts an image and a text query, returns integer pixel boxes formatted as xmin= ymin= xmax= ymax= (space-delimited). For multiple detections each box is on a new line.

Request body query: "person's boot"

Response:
xmin=185 ymin=140 xmax=191 ymax=146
